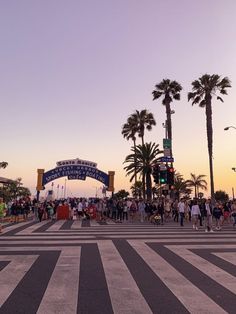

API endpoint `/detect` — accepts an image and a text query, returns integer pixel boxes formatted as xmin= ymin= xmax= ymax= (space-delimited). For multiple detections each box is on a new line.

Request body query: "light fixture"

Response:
xmin=224 ymin=126 xmax=236 ymax=131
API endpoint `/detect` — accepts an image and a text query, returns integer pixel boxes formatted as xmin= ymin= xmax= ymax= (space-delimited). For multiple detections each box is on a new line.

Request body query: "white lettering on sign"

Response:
xmin=56 ymin=158 xmax=97 ymax=168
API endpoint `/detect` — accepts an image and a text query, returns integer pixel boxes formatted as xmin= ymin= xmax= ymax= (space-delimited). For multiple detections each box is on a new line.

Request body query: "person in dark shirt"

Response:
xmin=213 ymin=202 xmax=223 ymax=230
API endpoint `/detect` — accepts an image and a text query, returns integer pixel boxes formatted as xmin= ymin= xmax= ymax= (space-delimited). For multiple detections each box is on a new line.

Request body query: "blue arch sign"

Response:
xmin=43 ymin=165 xmax=109 ymax=186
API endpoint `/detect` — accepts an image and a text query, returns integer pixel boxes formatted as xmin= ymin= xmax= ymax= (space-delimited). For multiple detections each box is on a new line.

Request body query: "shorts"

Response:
xmin=224 ymin=212 xmax=230 ymax=219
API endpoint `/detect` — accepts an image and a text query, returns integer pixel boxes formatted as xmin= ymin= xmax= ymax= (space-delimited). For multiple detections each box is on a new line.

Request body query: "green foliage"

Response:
xmin=0 ymin=161 xmax=8 ymax=169
xmin=127 ymin=109 xmax=156 ymax=145
xmin=186 ymin=173 xmax=207 ymax=198
xmin=114 ymin=189 xmax=129 ymax=199
xmin=124 ymin=142 xmax=162 ymax=182
xmin=0 ymin=178 xmax=31 ymax=202
xmin=124 ymin=142 xmax=162 ymax=200
xmin=214 ymin=190 xmax=229 ymax=203
xmin=130 ymin=181 xmax=143 ymax=198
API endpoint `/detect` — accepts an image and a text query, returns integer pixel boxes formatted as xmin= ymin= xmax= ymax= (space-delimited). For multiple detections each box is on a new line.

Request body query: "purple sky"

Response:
xmin=1 ymin=0 xmax=236 ymax=198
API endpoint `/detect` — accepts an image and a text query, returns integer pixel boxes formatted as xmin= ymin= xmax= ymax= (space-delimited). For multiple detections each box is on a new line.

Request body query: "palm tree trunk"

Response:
xmin=140 ymin=135 xmax=146 ymax=199
xmin=205 ymin=96 xmax=215 ymax=199
xmin=133 ymin=139 xmax=137 ymax=197
xmin=146 ymin=171 xmax=152 ymax=200
xmin=165 ymin=98 xmax=173 ymax=163
xmin=165 ymin=100 xmax=172 ymax=140
xmin=194 ymin=186 xmax=197 ymax=199
xmin=142 ymin=173 xmax=146 ymax=200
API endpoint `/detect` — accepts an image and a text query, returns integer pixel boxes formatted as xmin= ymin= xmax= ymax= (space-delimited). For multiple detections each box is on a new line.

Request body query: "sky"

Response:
xmin=0 ymin=0 xmax=236 ymax=199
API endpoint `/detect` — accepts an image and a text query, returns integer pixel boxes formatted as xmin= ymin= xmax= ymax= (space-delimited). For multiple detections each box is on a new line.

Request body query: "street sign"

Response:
xmin=159 ymin=164 xmax=167 ymax=170
xmin=160 ymin=157 xmax=174 ymax=163
xmin=163 ymin=139 xmax=171 ymax=149
xmin=164 ymin=148 xmax=171 ymax=157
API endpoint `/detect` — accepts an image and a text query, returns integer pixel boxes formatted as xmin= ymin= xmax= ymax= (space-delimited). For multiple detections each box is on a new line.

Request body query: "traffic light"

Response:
xmin=167 ymin=167 xmax=174 ymax=185
xmin=159 ymin=169 xmax=167 ymax=184
xmin=152 ymin=165 xmax=160 ymax=184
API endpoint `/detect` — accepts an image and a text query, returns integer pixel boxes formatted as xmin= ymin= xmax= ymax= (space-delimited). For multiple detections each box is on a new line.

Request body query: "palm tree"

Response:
xmin=124 ymin=142 xmax=162 ymax=200
xmin=152 ymin=79 xmax=182 ymax=142
xmin=122 ymin=116 xmax=138 ymax=196
xmin=128 ymin=109 xmax=156 ymax=145
xmin=188 ymin=74 xmax=231 ymax=199
xmin=0 ymin=162 xmax=8 ymax=169
xmin=130 ymin=181 xmax=143 ymax=198
xmin=173 ymin=173 xmax=192 ymax=200
xmin=186 ymin=173 xmax=207 ymax=199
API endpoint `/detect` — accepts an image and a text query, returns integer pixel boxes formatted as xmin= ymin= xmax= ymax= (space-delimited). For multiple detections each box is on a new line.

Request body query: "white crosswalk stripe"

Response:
xmin=98 ymin=241 xmax=152 ymax=314
xmin=37 ymin=247 xmax=81 ymax=314
xmin=0 ymin=255 xmax=39 ymax=307
xmin=0 ymin=220 xmax=236 ymax=313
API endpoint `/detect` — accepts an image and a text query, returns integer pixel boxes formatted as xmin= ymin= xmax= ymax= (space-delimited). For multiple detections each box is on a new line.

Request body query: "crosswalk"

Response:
xmin=0 ymin=219 xmax=236 ymax=313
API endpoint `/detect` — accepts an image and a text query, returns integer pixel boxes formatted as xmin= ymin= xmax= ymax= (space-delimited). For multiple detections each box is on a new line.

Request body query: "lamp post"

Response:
xmin=224 ymin=126 xmax=236 ymax=131
xmin=232 ymin=168 xmax=236 ymax=200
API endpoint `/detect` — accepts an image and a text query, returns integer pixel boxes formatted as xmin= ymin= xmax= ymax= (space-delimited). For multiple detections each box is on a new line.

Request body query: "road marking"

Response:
xmin=0 ymin=255 xmax=38 ymax=307
xmin=168 ymin=247 xmax=236 ymax=295
xmin=37 ymin=247 xmax=81 ymax=314
xmin=129 ymin=240 xmax=226 ymax=314
xmin=17 ymin=221 xmax=49 ymax=234
xmin=98 ymin=241 xmax=152 ymax=314
xmin=212 ymin=252 xmax=236 ymax=266
xmin=46 ymin=220 xmax=66 ymax=231
xmin=71 ymin=220 xmax=82 ymax=229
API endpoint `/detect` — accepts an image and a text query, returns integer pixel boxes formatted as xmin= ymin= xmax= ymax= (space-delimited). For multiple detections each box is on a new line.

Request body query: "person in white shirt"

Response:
xmin=178 ymin=199 xmax=185 ymax=227
xmin=191 ymin=200 xmax=201 ymax=230
xmin=204 ymin=199 xmax=213 ymax=232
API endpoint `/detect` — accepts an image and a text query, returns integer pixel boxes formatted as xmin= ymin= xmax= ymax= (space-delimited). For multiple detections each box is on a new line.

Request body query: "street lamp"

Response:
xmin=224 ymin=126 xmax=236 ymax=131
xmin=232 ymin=167 xmax=236 ymax=172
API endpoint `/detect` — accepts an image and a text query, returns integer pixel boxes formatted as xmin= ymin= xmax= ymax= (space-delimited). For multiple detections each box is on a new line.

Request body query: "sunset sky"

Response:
xmin=0 ymin=0 xmax=236 ymax=199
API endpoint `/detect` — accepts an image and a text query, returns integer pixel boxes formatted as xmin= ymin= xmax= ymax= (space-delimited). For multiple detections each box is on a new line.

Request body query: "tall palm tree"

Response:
xmin=186 ymin=173 xmax=207 ymax=199
xmin=0 ymin=162 xmax=8 ymax=169
xmin=129 ymin=109 xmax=156 ymax=145
xmin=124 ymin=142 xmax=162 ymax=200
xmin=188 ymin=74 xmax=231 ymax=199
xmin=122 ymin=116 xmax=139 ymax=196
xmin=152 ymin=79 xmax=182 ymax=142
xmin=123 ymin=109 xmax=156 ymax=197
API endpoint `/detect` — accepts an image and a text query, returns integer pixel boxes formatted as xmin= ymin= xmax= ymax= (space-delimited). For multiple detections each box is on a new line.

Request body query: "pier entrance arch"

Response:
xmin=36 ymin=158 xmax=115 ymax=199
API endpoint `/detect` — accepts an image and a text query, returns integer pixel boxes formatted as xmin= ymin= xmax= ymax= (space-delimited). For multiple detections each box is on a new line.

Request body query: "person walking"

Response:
xmin=213 ymin=202 xmax=223 ymax=230
xmin=38 ymin=204 xmax=44 ymax=222
xmin=203 ymin=199 xmax=213 ymax=232
xmin=231 ymin=200 xmax=236 ymax=227
xmin=191 ymin=200 xmax=201 ymax=230
xmin=178 ymin=198 xmax=185 ymax=227
xmin=138 ymin=199 xmax=146 ymax=223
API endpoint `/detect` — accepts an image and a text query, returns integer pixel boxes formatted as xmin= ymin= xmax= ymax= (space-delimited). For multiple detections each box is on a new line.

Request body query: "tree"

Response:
xmin=122 ymin=116 xmax=138 ymax=195
xmin=152 ymin=79 xmax=182 ymax=142
xmin=123 ymin=109 xmax=156 ymax=198
xmin=128 ymin=109 xmax=156 ymax=145
xmin=114 ymin=189 xmax=129 ymax=199
xmin=186 ymin=173 xmax=207 ymax=199
xmin=0 ymin=178 xmax=31 ymax=202
xmin=188 ymin=74 xmax=231 ymax=199
xmin=130 ymin=181 xmax=143 ymax=198
xmin=124 ymin=142 xmax=162 ymax=200
xmin=0 ymin=162 xmax=8 ymax=169
xmin=214 ymin=190 xmax=229 ymax=203
xmin=173 ymin=173 xmax=192 ymax=200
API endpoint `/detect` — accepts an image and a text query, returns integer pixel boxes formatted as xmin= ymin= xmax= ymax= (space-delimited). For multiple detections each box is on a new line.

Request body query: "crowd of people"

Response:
xmin=1 ymin=196 xmax=236 ymax=233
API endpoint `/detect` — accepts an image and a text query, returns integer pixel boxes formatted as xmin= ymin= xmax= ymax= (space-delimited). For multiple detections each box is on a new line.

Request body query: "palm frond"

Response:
xmin=217 ymin=96 xmax=224 ymax=102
